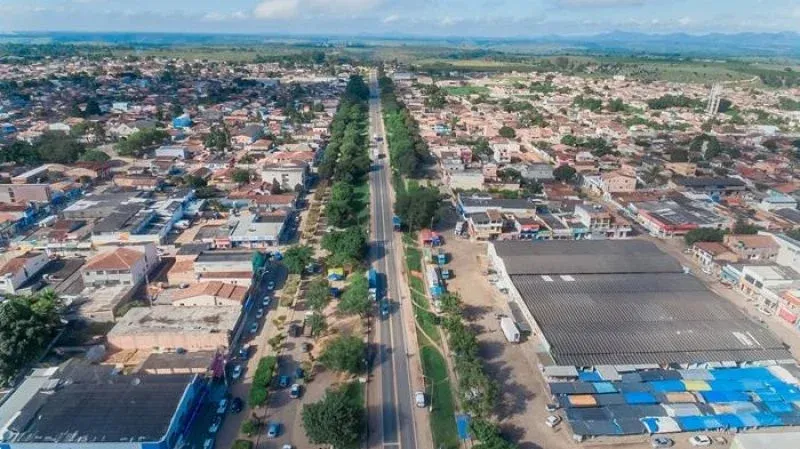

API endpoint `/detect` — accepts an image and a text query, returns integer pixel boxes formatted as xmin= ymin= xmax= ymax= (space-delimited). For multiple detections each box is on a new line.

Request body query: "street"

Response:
xmin=366 ymin=70 xmax=420 ymax=449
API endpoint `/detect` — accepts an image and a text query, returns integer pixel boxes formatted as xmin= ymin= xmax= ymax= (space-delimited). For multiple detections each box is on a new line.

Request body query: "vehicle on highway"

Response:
xmin=262 ymin=296 xmax=271 ymax=306
xmin=651 ymin=437 xmax=674 ymax=448
xmin=295 ymin=367 xmax=304 ymax=378
xmin=216 ymin=398 xmax=228 ymax=414
xmin=381 ymin=301 xmax=390 ymax=317
xmin=203 ymin=438 xmax=214 ymax=449
xmin=414 ymin=391 xmax=426 ymax=408
xmin=278 ymin=375 xmax=290 ymax=388
xmin=290 ymin=383 xmax=301 ymax=398
xmin=688 ymin=435 xmax=712 ymax=447
xmin=231 ymin=397 xmax=244 ymax=414
xmin=267 ymin=281 xmax=275 ymax=290
xmin=238 ymin=345 xmax=251 ymax=359
xmin=281 ymin=445 xmax=293 ymax=449
xmin=545 ymin=415 xmax=561 ymax=428
xmin=301 ymin=342 xmax=312 ymax=353
xmin=255 ymin=308 xmax=264 ymax=319
xmin=249 ymin=323 xmax=258 ymax=334
xmin=266 ymin=423 xmax=280 ymax=438
xmin=231 ymin=364 xmax=242 ymax=380
xmin=208 ymin=416 xmax=222 ymax=433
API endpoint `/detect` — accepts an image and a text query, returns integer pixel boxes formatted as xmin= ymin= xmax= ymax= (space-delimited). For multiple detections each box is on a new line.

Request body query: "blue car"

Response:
xmin=266 ymin=422 xmax=280 ymax=438
xmin=295 ymin=367 xmax=304 ymax=379
xmin=278 ymin=375 xmax=290 ymax=388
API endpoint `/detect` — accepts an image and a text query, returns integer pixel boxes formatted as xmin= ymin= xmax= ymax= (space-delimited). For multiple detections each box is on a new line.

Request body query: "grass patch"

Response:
xmin=405 ymin=245 xmax=422 ymax=273
xmin=420 ymin=344 xmax=459 ymax=449
xmin=232 ymin=440 xmax=253 ymax=449
xmin=443 ymin=85 xmax=490 ymax=96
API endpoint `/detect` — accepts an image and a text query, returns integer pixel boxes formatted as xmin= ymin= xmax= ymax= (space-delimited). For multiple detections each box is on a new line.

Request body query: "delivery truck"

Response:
xmin=367 ymin=268 xmax=378 ymax=301
xmin=500 ymin=317 xmax=520 ymax=343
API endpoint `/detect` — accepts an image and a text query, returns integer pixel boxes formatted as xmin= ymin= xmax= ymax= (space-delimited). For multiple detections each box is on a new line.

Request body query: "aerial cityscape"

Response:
xmin=1 ymin=2 xmax=800 ymax=449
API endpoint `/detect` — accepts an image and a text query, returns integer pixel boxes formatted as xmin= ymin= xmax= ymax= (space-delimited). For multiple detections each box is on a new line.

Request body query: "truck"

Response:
xmin=500 ymin=317 xmax=521 ymax=343
xmin=367 ymin=268 xmax=378 ymax=301
xmin=392 ymin=215 xmax=402 ymax=231
xmin=435 ymin=248 xmax=447 ymax=265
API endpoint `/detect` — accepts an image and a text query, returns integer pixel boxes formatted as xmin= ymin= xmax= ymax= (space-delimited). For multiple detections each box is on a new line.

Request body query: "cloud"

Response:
xmin=254 ymin=0 xmax=382 ymax=19
xmin=557 ymin=0 xmax=645 ymax=7
xmin=382 ymin=14 xmax=400 ymax=23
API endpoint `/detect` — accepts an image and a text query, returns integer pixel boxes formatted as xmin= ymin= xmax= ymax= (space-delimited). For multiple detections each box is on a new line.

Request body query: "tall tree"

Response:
xmin=319 ymin=334 xmax=366 ymax=374
xmin=302 ymin=386 xmax=365 ymax=449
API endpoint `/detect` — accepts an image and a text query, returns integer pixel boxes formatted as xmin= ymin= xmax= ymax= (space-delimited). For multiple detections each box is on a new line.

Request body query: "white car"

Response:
xmin=263 ymin=297 xmax=271 ymax=307
xmin=208 ymin=416 xmax=222 ymax=433
xmin=249 ymin=323 xmax=258 ymax=334
xmin=689 ymin=435 xmax=712 ymax=447
xmin=545 ymin=415 xmax=561 ymax=428
xmin=231 ymin=364 xmax=242 ymax=380
xmin=267 ymin=281 xmax=275 ymax=290
xmin=282 ymin=446 xmax=293 ymax=449
xmin=414 ymin=391 xmax=426 ymax=408
xmin=216 ymin=398 xmax=228 ymax=414
xmin=255 ymin=308 xmax=264 ymax=319
xmin=203 ymin=438 xmax=214 ymax=449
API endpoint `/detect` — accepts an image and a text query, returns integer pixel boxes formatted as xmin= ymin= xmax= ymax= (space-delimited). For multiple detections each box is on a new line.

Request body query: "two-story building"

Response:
xmin=81 ymin=244 xmax=158 ymax=287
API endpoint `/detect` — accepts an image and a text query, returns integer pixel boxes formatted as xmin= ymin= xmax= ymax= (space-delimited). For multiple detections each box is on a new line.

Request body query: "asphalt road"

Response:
xmin=367 ymin=71 xmax=419 ymax=449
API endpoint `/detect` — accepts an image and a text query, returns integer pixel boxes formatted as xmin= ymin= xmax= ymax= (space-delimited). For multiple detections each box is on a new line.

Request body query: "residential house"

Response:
xmin=724 ymin=234 xmax=779 ymax=261
xmin=171 ymin=281 xmax=249 ymax=307
xmin=0 ymin=184 xmax=52 ymax=204
xmin=154 ymin=145 xmax=190 ymax=160
xmin=81 ymin=244 xmax=158 ymax=287
xmin=573 ymin=203 xmax=631 ymax=239
xmin=466 ymin=209 xmax=504 ymax=240
xmin=0 ymin=251 xmax=49 ymax=294
xmin=691 ymin=241 xmax=739 ymax=275
xmin=259 ymin=160 xmax=308 ymax=192
xmin=670 ymin=176 xmax=747 ymax=198
xmin=232 ymin=124 xmax=263 ymax=147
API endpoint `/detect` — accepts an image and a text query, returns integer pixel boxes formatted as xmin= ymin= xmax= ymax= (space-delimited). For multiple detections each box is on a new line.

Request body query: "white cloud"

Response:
xmin=203 ymin=10 xmax=247 ymax=21
xmin=382 ymin=14 xmax=400 ymax=23
xmin=558 ymin=0 xmax=645 ymax=7
xmin=254 ymin=0 xmax=382 ymax=19
xmin=678 ymin=16 xmax=691 ymax=26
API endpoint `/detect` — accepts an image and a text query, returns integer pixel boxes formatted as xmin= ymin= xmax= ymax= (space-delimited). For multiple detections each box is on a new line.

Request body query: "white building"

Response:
xmin=0 ymin=252 xmax=50 ymax=295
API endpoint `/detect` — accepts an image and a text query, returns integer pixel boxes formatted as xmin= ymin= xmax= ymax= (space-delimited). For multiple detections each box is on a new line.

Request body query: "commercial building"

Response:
xmin=488 ymin=239 xmax=791 ymax=366
xmin=0 ymin=363 xmax=205 ymax=449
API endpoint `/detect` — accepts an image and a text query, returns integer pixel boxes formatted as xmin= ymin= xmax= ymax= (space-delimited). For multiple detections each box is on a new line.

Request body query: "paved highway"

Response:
xmin=367 ymin=71 xmax=419 ymax=449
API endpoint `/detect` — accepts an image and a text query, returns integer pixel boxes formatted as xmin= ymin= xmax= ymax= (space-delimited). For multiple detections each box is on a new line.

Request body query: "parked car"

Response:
xmin=282 ymin=445 xmax=293 ymax=449
xmin=231 ymin=364 xmax=243 ymax=380
xmin=290 ymin=383 xmax=301 ymax=399
xmin=279 ymin=375 xmax=290 ymax=388
xmin=255 ymin=308 xmax=264 ymax=319
xmin=651 ymin=437 xmax=674 ymax=448
xmin=689 ymin=435 xmax=712 ymax=447
xmin=216 ymin=398 xmax=228 ymax=414
xmin=266 ymin=423 xmax=280 ymax=438
xmin=262 ymin=296 xmax=271 ymax=306
xmin=267 ymin=281 xmax=275 ymax=290
xmin=231 ymin=397 xmax=244 ymax=414
xmin=414 ymin=391 xmax=426 ymax=408
xmin=238 ymin=345 xmax=251 ymax=359
xmin=208 ymin=416 xmax=222 ymax=433
xmin=249 ymin=323 xmax=258 ymax=334
xmin=545 ymin=415 xmax=561 ymax=428
xmin=295 ymin=367 xmax=304 ymax=379
xmin=203 ymin=438 xmax=214 ymax=449
xmin=381 ymin=302 xmax=390 ymax=317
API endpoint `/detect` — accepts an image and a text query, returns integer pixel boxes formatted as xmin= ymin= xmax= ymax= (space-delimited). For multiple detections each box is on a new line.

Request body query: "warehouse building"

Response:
xmin=488 ymin=240 xmax=792 ymax=366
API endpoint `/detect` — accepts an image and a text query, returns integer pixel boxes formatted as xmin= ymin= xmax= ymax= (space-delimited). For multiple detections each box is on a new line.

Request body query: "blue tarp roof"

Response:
xmin=700 ymin=391 xmax=751 ymax=403
xmin=750 ymin=412 xmax=783 ymax=427
xmin=579 ymin=371 xmax=602 ymax=382
xmin=650 ymin=380 xmax=686 ymax=392
xmin=763 ymin=401 xmax=794 ymax=413
xmin=624 ymin=392 xmax=658 ymax=405
xmin=593 ymin=382 xmax=617 ymax=393
xmin=455 ymin=414 xmax=471 ymax=440
xmin=677 ymin=415 xmax=725 ymax=432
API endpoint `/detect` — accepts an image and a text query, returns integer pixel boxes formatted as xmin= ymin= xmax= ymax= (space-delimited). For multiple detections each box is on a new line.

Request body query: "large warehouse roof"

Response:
xmin=494 ymin=240 xmax=682 ymax=275
xmin=494 ymin=240 xmax=791 ymax=365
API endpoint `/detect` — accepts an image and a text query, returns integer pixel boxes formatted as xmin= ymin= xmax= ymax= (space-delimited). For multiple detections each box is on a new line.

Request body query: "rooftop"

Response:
xmin=108 ymin=305 xmax=239 ymax=336
xmin=84 ymin=247 xmax=145 ymax=271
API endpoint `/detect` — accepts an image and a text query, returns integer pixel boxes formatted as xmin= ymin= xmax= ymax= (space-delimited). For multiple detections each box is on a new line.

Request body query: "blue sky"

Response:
xmin=0 ymin=0 xmax=798 ymax=36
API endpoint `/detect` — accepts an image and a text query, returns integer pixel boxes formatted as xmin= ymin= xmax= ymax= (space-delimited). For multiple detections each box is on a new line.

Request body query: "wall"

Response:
xmin=0 ymin=185 xmax=52 ymax=204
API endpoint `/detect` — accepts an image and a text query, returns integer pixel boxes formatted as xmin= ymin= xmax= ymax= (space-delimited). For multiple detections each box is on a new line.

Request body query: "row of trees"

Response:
xmin=647 ymin=94 xmax=703 ymax=110
xmin=319 ymin=77 xmax=371 ymax=184
xmin=684 ymin=220 xmax=761 ymax=246
xmin=0 ymin=132 xmax=88 ymax=165
xmin=115 ymin=128 xmax=170 ymax=157
xmin=379 ymin=75 xmax=430 ymax=177
xmin=0 ymin=291 xmax=61 ymax=386
xmin=394 ymin=183 xmax=442 ymax=232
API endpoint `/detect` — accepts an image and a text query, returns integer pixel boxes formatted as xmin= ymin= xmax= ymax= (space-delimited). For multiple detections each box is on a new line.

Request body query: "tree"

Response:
xmin=30 ymin=132 xmax=86 ymax=164
xmin=306 ymin=312 xmax=327 ymax=338
xmin=0 ymin=291 xmax=61 ymax=385
xmin=642 ymin=165 xmax=665 ymax=185
xmin=241 ymin=420 xmax=260 ymax=436
xmin=204 ymin=127 xmax=230 ymax=153
xmin=337 ymin=275 xmax=371 ymax=316
xmin=115 ymin=128 xmax=168 ymax=158
xmin=302 ymin=386 xmax=365 ymax=449
xmin=325 ymin=200 xmax=355 ymax=229
xmin=684 ymin=228 xmax=726 ymax=246
xmin=607 ymin=98 xmax=627 ymax=113
xmin=306 ymin=278 xmax=331 ymax=312
xmin=560 ymin=134 xmax=578 ymax=146
xmin=394 ymin=185 xmax=441 ymax=232
xmin=84 ymin=98 xmax=101 ymax=116
xmin=497 ymin=126 xmax=516 ymax=138
xmin=330 ymin=182 xmax=354 ymax=204
xmin=552 ymin=164 xmax=576 ymax=183
xmin=320 ymin=334 xmax=366 ymax=374
xmin=670 ymin=148 xmax=689 ymax=162
xmin=232 ymin=169 xmax=252 ymax=185
xmin=322 ymin=227 xmax=368 ymax=266
xmin=733 ymin=219 xmax=760 ymax=235
xmin=79 ymin=149 xmax=110 ymax=162
xmin=283 ymin=245 xmax=313 ymax=275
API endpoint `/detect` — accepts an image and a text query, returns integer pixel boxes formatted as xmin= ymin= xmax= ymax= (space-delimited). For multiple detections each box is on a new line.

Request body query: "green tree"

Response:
xmin=306 ymin=278 xmax=331 ymax=312
xmin=497 ymin=126 xmax=516 ymax=138
xmin=733 ymin=219 xmax=760 ymax=235
xmin=670 ymin=148 xmax=689 ymax=162
xmin=241 ymin=420 xmax=260 ymax=436
xmin=84 ymin=98 xmax=101 ymax=116
xmin=684 ymin=228 xmax=726 ymax=246
xmin=560 ymin=134 xmax=578 ymax=146
xmin=232 ymin=169 xmax=252 ymax=185
xmin=283 ymin=245 xmax=314 ymax=275
xmin=32 ymin=132 xmax=86 ymax=163
xmin=0 ymin=291 xmax=61 ymax=385
xmin=394 ymin=185 xmax=441 ymax=232
xmin=319 ymin=334 xmax=366 ymax=374
xmin=642 ymin=165 xmax=665 ymax=185
xmin=306 ymin=312 xmax=327 ymax=338
xmin=552 ymin=164 xmax=576 ymax=183
xmin=337 ymin=275 xmax=371 ymax=316
xmin=115 ymin=128 xmax=168 ymax=158
xmin=79 ymin=149 xmax=110 ymax=162
xmin=302 ymin=386 xmax=365 ymax=449
xmin=607 ymin=98 xmax=627 ymax=113
xmin=204 ymin=127 xmax=231 ymax=153
xmin=326 ymin=200 xmax=355 ymax=228
xmin=322 ymin=227 xmax=368 ymax=266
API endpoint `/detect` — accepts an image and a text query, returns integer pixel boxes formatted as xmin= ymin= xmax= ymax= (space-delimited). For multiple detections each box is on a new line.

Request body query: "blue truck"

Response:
xmin=367 ymin=268 xmax=378 ymax=301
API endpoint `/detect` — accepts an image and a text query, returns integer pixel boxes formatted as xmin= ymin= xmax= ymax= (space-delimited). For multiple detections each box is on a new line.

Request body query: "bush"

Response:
xmin=248 ymin=356 xmax=277 ymax=407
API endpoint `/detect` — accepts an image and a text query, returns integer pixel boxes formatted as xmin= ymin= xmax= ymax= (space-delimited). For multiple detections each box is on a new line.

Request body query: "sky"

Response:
xmin=0 ymin=0 xmax=799 ymax=37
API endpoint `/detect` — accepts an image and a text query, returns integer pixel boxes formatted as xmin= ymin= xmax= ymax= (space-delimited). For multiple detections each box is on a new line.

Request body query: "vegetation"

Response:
xmin=733 ymin=219 xmax=760 ymax=235
xmin=0 ymin=132 xmax=88 ymax=165
xmin=684 ymin=228 xmax=726 ymax=246
xmin=553 ymin=164 xmax=577 ymax=183
xmin=319 ymin=334 xmax=366 ymax=374
xmin=337 ymin=274 xmax=372 ymax=316
xmin=0 ymin=291 xmax=61 ymax=386
xmin=497 ymin=125 xmax=516 ymax=138
xmin=283 ymin=245 xmax=314 ymax=275
xmin=421 ymin=345 xmax=459 ymax=449
xmin=647 ymin=94 xmax=703 ymax=110
xmin=248 ymin=356 xmax=277 ymax=407
xmin=394 ymin=184 xmax=442 ymax=232
xmin=115 ymin=128 xmax=169 ymax=157
xmin=79 ymin=149 xmax=110 ymax=162
xmin=572 ymin=95 xmax=603 ymax=112
xmin=204 ymin=126 xmax=231 ymax=152
xmin=380 ymin=75 xmax=429 ymax=177
xmin=240 ymin=421 xmax=259 ymax=437
xmin=302 ymin=383 xmax=365 ymax=449
xmin=322 ymin=227 xmax=368 ymax=267
xmin=778 ymin=97 xmax=800 ymax=111
xmin=232 ymin=169 xmax=253 ymax=184
xmin=306 ymin=278 xmax=331 ymax=312
xmin=470 ymin=419 xmax=518 ymax=449
xmin=319 ymin=75 xmax=371 ymax=184
xmin=233 ymin=440 xmax=254 ymax=449
xmin=306 ymin=312 xmax=328 ymax=338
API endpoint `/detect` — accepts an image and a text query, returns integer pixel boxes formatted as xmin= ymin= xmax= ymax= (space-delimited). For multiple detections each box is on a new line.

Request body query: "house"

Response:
xmin=724 ymin=234 xmax=779 ymax=261
xmin=466 ymin=209 xmax=504 ymax=240
xmin=633 ymin=196 xmax=730 ymax=238
xmin=47 ymin=122 xmax=71 ymax=134
xmin=81 ymin=244 xmax=158 ymax=287
xmin=0 ymin=251 xmax=49 ymax=294
xmin=518 ymin=163 xmax=555 ymax=182
xmin=193 ymin=250 xmax=254 ymax=286
xmin=691 ymin=241 xmax=739 ymax=275
xmin=0 ymin=184 xmax=53 ymax=204
xmin=155 ymin=145 xmax=189 ymax=160
xmin=227 ymin=212 xmax=288 ymax=248
xmin=760 ymin=191 xmax=797 ymax=211
xmin=259 ymin=160 xmax=308 ymax=192
xmin=113 ymin=175 xmax=163 ymax=191
xmin=573 ymin=203 xmax=631 ymax=239
xmin=491 ymin=140 xmax=520 ymax=164
xmin=670 ymin=176 xmax=747 ymax=198
xmin=172 ymin=113 xmax=192 ymax=129
xmin=171 ymin=281 xmax=249 ymax=307
xmin=232 ymin=124 xmax=263 ymax=147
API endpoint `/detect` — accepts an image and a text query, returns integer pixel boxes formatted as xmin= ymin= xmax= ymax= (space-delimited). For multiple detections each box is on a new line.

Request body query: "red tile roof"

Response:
xmin=84 ymin=247 xmax=144 ymax=271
